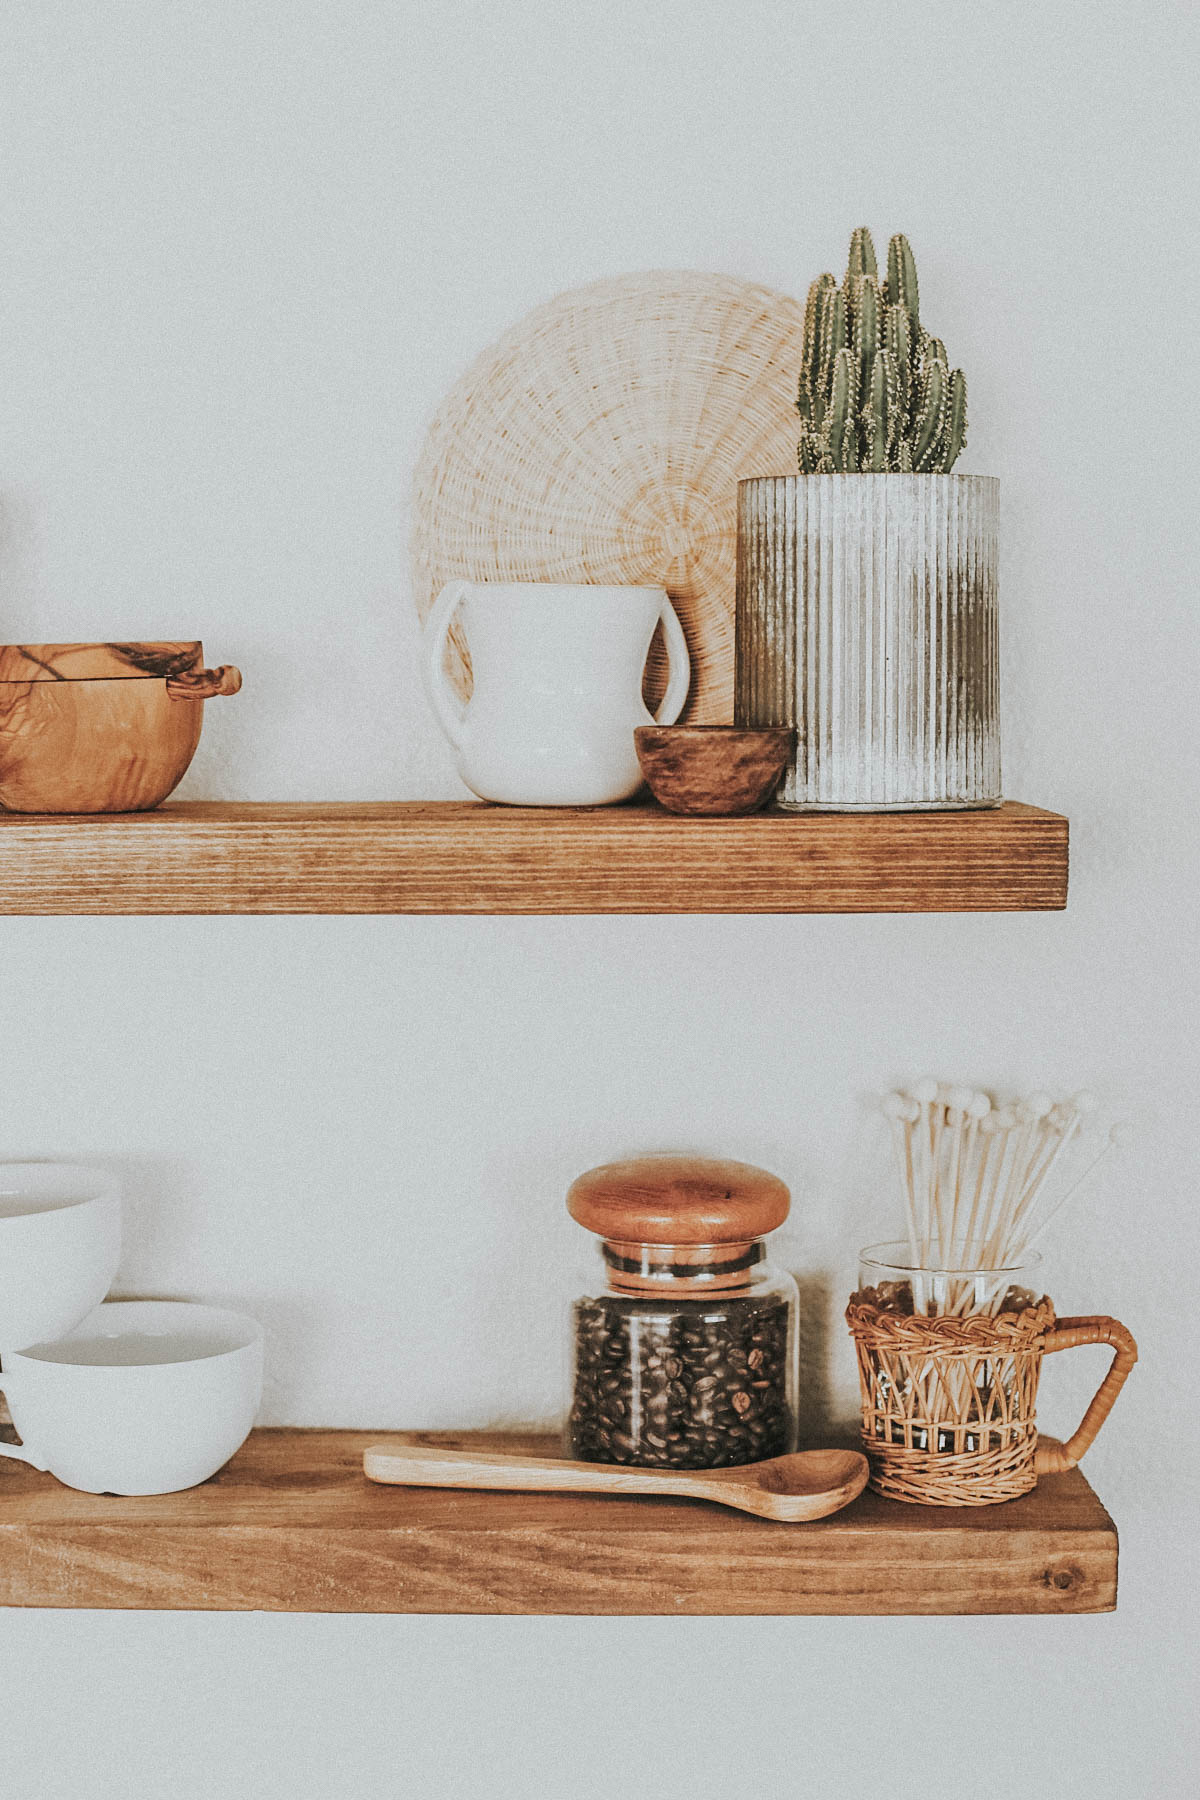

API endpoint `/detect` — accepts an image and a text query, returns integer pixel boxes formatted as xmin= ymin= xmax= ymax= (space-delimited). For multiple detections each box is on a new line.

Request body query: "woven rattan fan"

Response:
xmin=411 ymin=271 xmax=805 ymax=722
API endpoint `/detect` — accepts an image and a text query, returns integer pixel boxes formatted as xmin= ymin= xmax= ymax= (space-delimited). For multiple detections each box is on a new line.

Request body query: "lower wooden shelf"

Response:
xmin=0 ymin=1429 xmax=1116 ymax=1615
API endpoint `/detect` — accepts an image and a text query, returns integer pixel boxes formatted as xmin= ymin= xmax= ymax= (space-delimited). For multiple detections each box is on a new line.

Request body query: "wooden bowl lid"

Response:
xmin=567 ymin=1155 xmax=790 ymax=1244
xmin=0 ymin=643 xmax=203 ymax=683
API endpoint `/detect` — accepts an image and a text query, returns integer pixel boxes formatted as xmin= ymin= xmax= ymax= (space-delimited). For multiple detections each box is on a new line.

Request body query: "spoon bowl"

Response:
xmin=718 ymin=1448 xmax=869 ymax=1520
xmin=363 ymin=1440 xmax=869 ymax=1524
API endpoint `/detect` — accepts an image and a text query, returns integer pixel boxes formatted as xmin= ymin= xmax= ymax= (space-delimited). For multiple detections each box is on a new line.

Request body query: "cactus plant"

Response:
xmin=797 ymin=229 xmax=967 ymax=474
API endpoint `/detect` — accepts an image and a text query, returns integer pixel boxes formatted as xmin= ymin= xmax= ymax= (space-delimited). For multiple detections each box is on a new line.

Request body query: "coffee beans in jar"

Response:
xmin=568 ymin=1289 xmax=792 ymax=1467
xmin=564 ymin=1155 xmax=799 ymax=1470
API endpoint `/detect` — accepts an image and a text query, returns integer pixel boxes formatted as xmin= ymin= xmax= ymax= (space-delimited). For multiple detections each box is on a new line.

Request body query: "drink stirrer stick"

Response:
xmin=878 ymin=1084 xmax=1127 ymax=1316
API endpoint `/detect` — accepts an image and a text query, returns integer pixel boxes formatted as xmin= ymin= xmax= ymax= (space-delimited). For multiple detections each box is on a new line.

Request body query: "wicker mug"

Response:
xmin=846 ymin=1245 xmax=1137 ymax=1506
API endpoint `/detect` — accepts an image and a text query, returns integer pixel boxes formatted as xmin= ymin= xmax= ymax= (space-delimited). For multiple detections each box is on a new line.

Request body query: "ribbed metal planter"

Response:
xmin=735 ymin=474 xmax=1001 ymax=810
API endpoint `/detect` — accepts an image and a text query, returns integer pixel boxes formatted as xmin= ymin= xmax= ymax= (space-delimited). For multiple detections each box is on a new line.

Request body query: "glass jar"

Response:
xmin=856 ymin=1240 xmax=1044 ymax=1319
xmin=565 ymin=1155 xmax=798 ymax=1468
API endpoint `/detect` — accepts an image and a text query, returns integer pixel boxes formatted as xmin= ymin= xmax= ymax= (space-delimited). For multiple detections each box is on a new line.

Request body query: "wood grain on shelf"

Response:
xmin=0 ymin=799 xmax=1068 ymax=914
xmin=0 ymin=1428 xmax=1115 ymax=1614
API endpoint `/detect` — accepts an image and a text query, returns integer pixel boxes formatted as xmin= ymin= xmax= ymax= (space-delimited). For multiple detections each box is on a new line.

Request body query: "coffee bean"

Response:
xmin=567 ymin=1290 xmax=792 ymax=1469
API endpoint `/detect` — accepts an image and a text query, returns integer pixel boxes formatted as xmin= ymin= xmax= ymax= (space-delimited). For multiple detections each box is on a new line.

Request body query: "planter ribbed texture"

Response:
xmin=735 ymin=474 xmax=1000 ymax=810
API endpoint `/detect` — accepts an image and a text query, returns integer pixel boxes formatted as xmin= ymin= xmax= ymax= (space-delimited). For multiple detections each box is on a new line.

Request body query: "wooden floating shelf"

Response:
xmin=0 ymin=799 xmax=1067 ymax=914
xmin=0 ymin=1429 xmax=1115 ymax=1614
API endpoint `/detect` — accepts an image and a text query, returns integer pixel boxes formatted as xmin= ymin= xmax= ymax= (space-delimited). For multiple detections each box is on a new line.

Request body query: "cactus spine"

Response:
xmin=797 ymin=229 xmax=967 ymax=474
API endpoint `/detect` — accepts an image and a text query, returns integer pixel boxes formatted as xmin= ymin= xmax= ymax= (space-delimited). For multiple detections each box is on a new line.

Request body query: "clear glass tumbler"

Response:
xmin=856 ymin=1240 xmax=1043 ymax=1319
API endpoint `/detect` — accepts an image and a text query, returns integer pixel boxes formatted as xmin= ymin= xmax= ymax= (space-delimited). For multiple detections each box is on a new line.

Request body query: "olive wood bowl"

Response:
xmin=0 ymin=641 xmax=241 ymax=813
xmin=634 ymin=725 xmax=794 ymax=816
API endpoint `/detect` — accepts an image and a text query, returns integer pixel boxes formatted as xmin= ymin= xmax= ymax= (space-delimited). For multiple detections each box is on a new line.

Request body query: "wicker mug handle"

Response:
xmin=1033 ymin=1315 xmax=1138 ymax=1475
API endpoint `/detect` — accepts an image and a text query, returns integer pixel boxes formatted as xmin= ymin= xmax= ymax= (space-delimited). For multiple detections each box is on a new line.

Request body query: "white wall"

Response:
xmin=2 ymin=3 xmax=1197 ymax=1795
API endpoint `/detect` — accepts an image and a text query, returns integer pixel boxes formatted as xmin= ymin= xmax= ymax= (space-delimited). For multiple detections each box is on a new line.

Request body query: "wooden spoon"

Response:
xmin=363 ymin=1441 xmax=869 ymax=1523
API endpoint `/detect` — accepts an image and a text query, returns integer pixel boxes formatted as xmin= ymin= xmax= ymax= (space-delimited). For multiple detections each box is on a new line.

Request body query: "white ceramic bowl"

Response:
xmin=0 ymin=1163 xmax=122 ymax=1351
xmin=0 ymin=1300 xmax=264 ymax=1495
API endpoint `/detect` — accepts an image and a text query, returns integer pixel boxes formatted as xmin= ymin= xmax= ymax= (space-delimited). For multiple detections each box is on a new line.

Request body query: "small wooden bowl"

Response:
xmin=0 ymin=642 xmax=242 ymax=814
xmin=634 ymin=725 xmax=794 ymax=816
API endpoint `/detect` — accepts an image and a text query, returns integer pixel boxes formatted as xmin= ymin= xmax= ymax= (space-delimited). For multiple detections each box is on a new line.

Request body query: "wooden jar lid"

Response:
xmin=567 ymin=1155 xmax=790 ymax=1245
xmin=0 ymin=643 xmax=204 ymax=683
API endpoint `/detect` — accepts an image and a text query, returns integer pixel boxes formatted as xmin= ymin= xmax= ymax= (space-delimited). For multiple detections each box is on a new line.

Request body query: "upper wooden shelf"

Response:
xmin=0 ymin=1428 xmax=1114 ymax=1615
xmin=0 ymin=799 xmax=1067 ymax=915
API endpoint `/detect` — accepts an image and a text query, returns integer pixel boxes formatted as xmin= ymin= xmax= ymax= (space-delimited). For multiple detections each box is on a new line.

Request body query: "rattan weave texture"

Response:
xmin=846 ymin=1296 xmax=1056 ymax=1506
xmin=411 ymin=272 xmax=805 ymax=722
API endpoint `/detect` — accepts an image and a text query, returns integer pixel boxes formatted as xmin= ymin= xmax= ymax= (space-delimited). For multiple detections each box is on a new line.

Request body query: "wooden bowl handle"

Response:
xmin=165 ymin=665 xmax=243 ymax=700
xmin=1034 ymin=1315 xmax=1138 ymax=1475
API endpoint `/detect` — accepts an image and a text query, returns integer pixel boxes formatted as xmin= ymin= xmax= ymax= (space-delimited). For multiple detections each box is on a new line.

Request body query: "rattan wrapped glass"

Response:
xmin=846 ymin=1244 xmax=1137 ymax=1507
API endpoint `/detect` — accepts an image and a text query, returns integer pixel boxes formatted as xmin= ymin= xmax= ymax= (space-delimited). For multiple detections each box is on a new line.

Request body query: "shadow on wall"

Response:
xmin=792 ymin=1269 xmax=859 ymax=1442
xmin=0 ymin=1153 xmax=326 ymax=1426
xmin=0 ymin=490 xmax=47 ymax=634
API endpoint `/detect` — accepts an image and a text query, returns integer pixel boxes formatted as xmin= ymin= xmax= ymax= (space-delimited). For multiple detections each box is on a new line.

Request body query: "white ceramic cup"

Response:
xmin=0 ymin=1300 xmax=264 ymax=1494
xmin=0 ymin=1163 xmax=122 ymax=1352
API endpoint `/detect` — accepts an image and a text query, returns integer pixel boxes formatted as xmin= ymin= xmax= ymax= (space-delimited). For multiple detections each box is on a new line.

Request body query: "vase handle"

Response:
xmin=1034 ymin=1315 xmax=1138 ymax=1475
xmin=653 ymin=597 xmax=691 ymax=725
xmin=422 ymin=582 xmax=472 ymax=751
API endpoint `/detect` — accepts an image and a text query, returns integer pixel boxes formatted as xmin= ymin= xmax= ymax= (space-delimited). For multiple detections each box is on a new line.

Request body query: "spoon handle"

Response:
xmin=364 ymin=1440 xmax=702 ymax=1499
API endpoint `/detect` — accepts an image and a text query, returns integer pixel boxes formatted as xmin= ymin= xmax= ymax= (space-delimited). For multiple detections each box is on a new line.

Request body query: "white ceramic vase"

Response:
xmin=422 ymin=581 xmax=690 ymax=805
